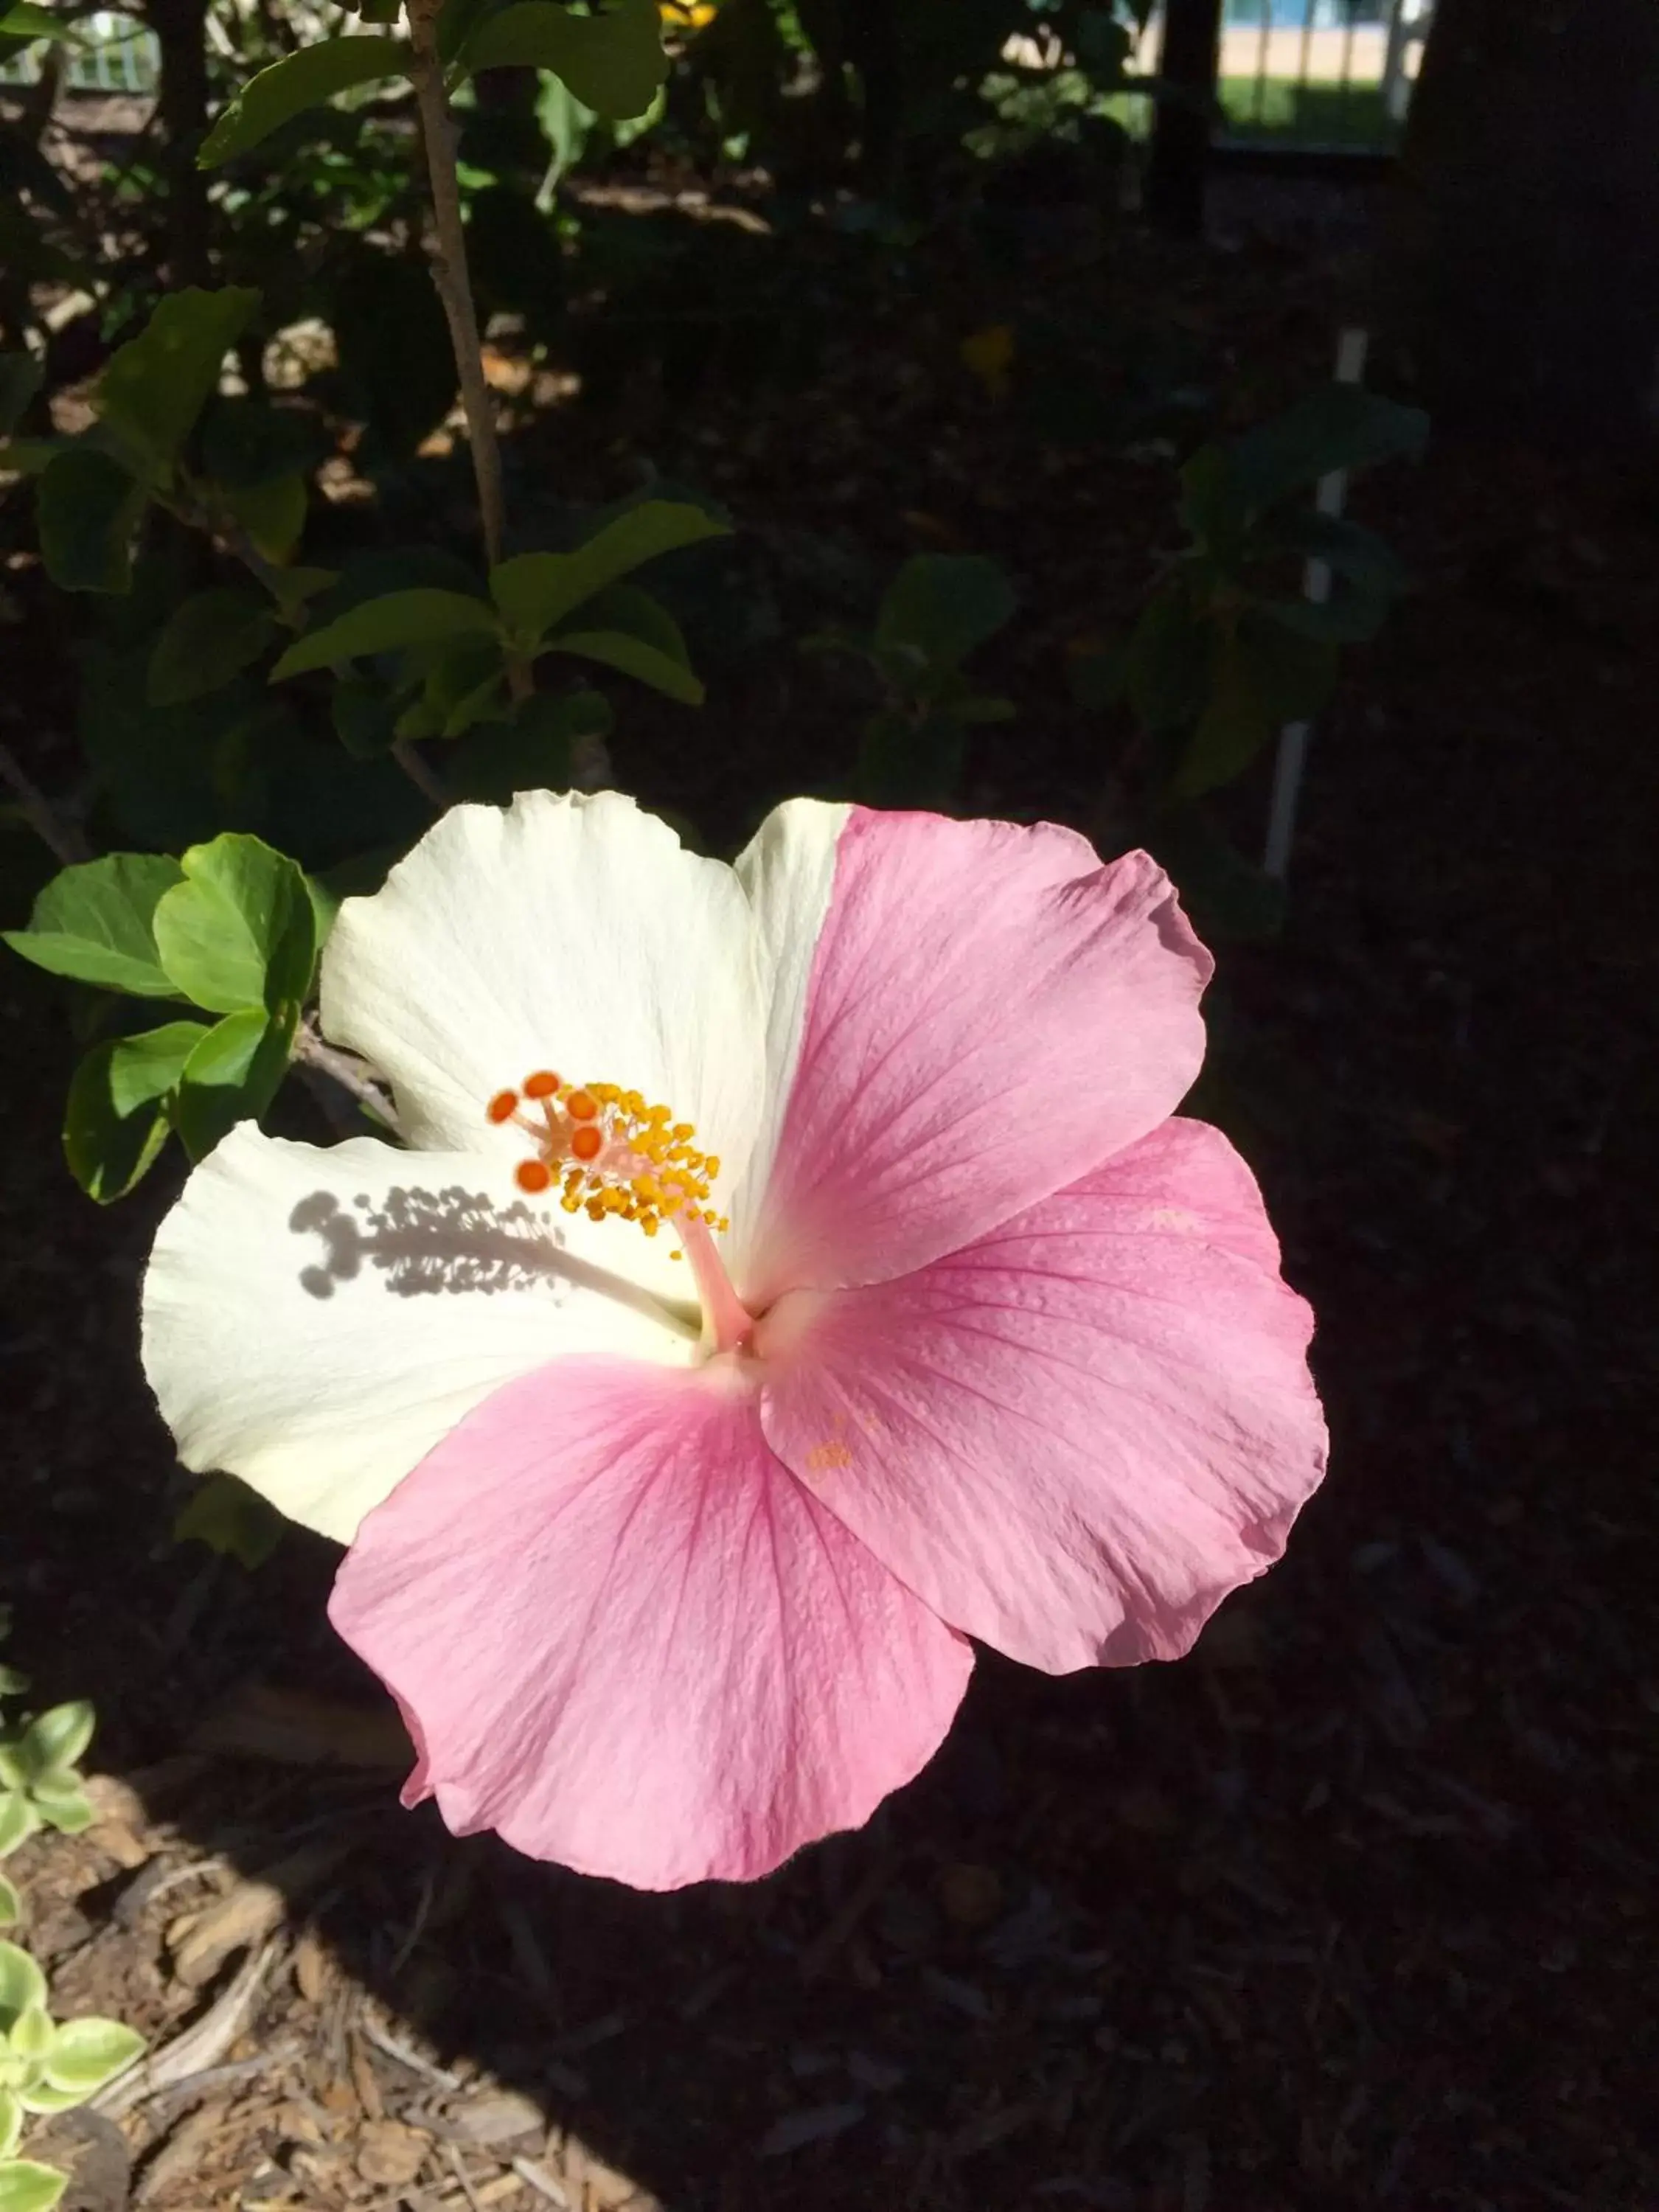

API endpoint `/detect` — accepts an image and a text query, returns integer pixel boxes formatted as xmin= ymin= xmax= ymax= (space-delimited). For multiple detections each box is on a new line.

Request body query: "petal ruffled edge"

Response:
xmin=758 ymin=1117 xmax=1326 ymax=1672
xmin=330 ymin=1357 xmax=973 ymax=1887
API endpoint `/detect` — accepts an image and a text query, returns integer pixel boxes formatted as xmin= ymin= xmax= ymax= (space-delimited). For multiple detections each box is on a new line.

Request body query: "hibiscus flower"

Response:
xmin=142 ymin=793 xmax=1326 ymax=1889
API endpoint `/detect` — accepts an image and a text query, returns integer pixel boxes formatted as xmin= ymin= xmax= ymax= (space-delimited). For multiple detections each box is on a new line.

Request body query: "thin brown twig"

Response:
xmin=0 ymin=740 xmax=91 ymax=867
xmin=390 ymin=734 xmax=451 ymax=808
xmin=406 ymin=0 xmax=508 ymax=571
xmin=293 ymin=1018 xmax=402 ymax=1135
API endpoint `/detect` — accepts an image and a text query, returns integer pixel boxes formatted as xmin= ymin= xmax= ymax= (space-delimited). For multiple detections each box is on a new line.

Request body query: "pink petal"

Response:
xmin=329 ymin=1359 xmax=973 ymax=1889
xmin=743 ymin=811 xmax=1213 ymax=1305
xmin=759 ymin=1119 xmax=1326 ymax=1674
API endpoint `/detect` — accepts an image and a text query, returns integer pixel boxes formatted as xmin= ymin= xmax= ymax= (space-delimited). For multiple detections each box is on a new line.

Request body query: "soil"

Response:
xmin=2 ymin=173 xmax=1656 ymax=2212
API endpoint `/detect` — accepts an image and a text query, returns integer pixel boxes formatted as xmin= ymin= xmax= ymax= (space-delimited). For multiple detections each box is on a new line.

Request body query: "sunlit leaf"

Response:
xmin=199 ymin=38 xmax=411 ymax=167
xmin=96 ymin=289 xmax=260 ymax=477
xmin=173 ymin=1475 xmax=284 ymax=1571
xmin=0 ymin=2160 xmax=67 ymax=2212
xmin=489 ymin=501 xmax=727 ymax=647
xmin=63 ymin=1024 xmax=204 ymax=1203
xmin=271 ymin=589 xmax=498 ymax=681
xmin=13 ymin=1707 xmax=91 ymax=1784
xmin=1 ymin=854 xmax=184 ymax=997
xmin=151 ymin=834 xmax=316 ymax=1015
xmin=0 ymin=1944 xmax=46 ymax=2029
xmin=41 ymin=2018 xmax=145 ymax=2098
xmin=459 ymin=0 xmax=667 ymax=119
xmin=172 ymin=1006 xmax=295 ymax=1160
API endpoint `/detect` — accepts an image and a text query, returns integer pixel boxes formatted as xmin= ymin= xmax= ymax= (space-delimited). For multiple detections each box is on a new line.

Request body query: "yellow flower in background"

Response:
xmin=961 ymin=323 xmax=1016 ymax=403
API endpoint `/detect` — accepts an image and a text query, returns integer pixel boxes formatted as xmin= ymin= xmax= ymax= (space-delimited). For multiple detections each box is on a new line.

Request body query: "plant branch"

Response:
xmin=293 ymin=1018 xmax=402 ymax=1135
xmin=391 ymin=737 xmax=450 ymax=808
xmin=0 ymin=740 xmax=91 ymax=867
xmin=407 ymin=0 xmax=508 ymax=571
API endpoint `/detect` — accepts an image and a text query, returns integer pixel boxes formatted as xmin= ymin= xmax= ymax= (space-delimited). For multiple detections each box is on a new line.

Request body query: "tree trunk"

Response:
xmin=1145 ymin=0 xmax=1222 ymax=237
xmin=1383 ymin=0 xmax=1659 ymax=445
xmin=145 ymin=0 xmax=212 ymax=286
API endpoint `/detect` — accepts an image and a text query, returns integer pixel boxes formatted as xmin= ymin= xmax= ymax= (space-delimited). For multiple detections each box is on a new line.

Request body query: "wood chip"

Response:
xmin=293 ymin=1927 xmax=331 ymax=2005
xmin=94 ymin=1941 xmax=276 ymax=2118
xmin=356 ymin=2118 xmax=431 ymax=2188
xmin=170 ymin=1843 xmax=346 ymax=1988
xmin=509 ymin=2158 xmax=571 ymax=2208
xmin=135 ymin=2098 xmax=232 ymax=2203
xmin=444 ymin=2090 xmax=545 ymax=2147
xmin=86 ymin=1817 xmax=153 ymax=1871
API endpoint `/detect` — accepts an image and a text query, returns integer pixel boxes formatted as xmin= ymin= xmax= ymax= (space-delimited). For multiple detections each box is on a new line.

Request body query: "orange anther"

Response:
xmin=566 ymin=1089 xmax=599 ymax=1121
xmin=515 ymin=1159 xmax=552 ymax=1194
xmin=487 ymin=1089 xmax=521 ymax=1124
xmin=524 ymin=1070 xmax=560 ymax=1099
xmin=571 ymin=1124 xmax=603 ymax=1161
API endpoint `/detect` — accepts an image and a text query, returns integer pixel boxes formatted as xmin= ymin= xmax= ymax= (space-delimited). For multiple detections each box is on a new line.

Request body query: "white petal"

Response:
xmin=141 ymin=1124 xmax=696 ymax=1543
xmin=321 ymin=792 xmax=767 ymax=1208
xmin=727 ymin=797 xmax=849 ymax=1278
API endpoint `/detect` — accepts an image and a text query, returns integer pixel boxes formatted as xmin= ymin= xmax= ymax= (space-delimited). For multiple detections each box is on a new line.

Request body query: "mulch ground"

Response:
xmin=2 ymin=171 xmax=1656 ymax=2212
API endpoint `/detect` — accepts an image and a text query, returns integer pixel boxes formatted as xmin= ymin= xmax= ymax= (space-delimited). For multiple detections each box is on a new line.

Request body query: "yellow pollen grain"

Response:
xmin=489 ymin=1068 xmax=719 ymax=1250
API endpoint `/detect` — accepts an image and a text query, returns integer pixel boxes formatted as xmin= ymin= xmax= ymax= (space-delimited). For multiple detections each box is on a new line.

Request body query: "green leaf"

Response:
xmin=151 ymin=835 xmax=316 ymax=1015
xmin=0 ymin=1803 xmax=33 ymax=1860
xmin=1225 ymin=385 xmax=1429 ymax=518
xmin=222 ymin=473 xmax=307 ymax=566
xmin=1265 ymin=510 xmax=1408 ymax=594
xmin=36 ymin=448 xmax=146 ymax=594
xmin=27 ymin=1790 xmax=91 ymax=1839
xmin=0 ymin=357 xmax=41 ymax=439
xmin=1125 ymin=585 xmax=1214 ymax=734
xmin=0 ymin=2160 xmax=67 ymax=2212
xmin=172 ymin=1475 xmax=284 ymax=1571
xmin=148 ymin=589 xmax=280 ymax=707
xmin=7 ymin=2008 xmax=50 ymax=2067
xmin=459 ymin=0 xmax=667 ymax=118
xmin=0 ymin=5 xmax=74 ymax=39
xmin=1173 ymin=616 xmax=1338 ymax=799
xmin=874 ymin=554 xmax=1015 ymax=673
xmin=0 ymin=2086 xmax=19 ymax=2157
xmin=41 ymin=2019 xmax=143 ymax=2098
xmin=0 ymin=1883 xmax=18 ymax=1933
xmin=490 ymin=501 xmax=728 ymax=647
xmin=271 ymin=589 xmax=498 ymax=681
xmin=0 ymin=439 xmax=61 ymax=477
xmin=1178 ymin=443 xmax=1248 ymax=565
xmin=173 ymin=1006 xmax=294 ymax=1160
xmin=96 ymin=289 xmax=260 ymax=479
xmin=64 ymin=1022 xmax=207 ymax=1205
xmin=448 ymin=689 xmax=611 ymax=804
xmin=0 ymin=1946 xmax=46 ymax=2030
xmin=199 ymin=37 xmax=411 ymax=167
xmin=15 ymin=1707 xmax=91 ymax=1784
xmin=543 ymin=585 xmax=702 ymax=704
xmin=2 ymin=855 xmax=184 ymax=997
xmin=199 ymin=397 xmax=325 ymax=490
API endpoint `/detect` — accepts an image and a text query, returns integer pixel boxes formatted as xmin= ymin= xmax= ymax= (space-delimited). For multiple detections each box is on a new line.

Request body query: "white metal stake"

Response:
xmin=1263 ymin=324 xmax=1370 ymax=882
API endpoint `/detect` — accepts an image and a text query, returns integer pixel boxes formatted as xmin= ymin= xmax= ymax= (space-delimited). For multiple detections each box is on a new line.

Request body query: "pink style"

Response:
xmin=143 ymin=795 xmax=1327 ymax=1892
